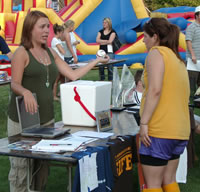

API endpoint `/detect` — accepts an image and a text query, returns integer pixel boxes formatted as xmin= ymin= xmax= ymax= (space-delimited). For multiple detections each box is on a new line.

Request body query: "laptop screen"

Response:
xmin=16 ymin=94 xmax=41 ymax=130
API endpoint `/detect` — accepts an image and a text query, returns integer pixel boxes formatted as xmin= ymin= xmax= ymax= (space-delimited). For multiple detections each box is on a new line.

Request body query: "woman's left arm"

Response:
xmin=108 ymin=32 xmax=116 ymax=44
xmin=140 ymin=49 xmax=165 ymax=146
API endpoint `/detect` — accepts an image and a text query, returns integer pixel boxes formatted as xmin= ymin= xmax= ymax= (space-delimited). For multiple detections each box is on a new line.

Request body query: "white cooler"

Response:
xmin=60 ymin=80 xmax=112 ymax=126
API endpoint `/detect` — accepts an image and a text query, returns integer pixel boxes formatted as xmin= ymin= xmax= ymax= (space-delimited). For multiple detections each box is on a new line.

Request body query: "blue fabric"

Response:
xmin=71 ymin=146 xmax=113 ymax=192
xmin=0 ymin=36 xmax=10 ymax=54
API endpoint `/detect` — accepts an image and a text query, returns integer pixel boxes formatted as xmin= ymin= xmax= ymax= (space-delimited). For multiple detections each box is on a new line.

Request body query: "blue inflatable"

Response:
xmin=154 ymin=6 xmax=195 ymax=13
xmin=125 ymin=30 xmax=137 ymax=44
xmin=168 ymin=17 xmax=188 ymax=30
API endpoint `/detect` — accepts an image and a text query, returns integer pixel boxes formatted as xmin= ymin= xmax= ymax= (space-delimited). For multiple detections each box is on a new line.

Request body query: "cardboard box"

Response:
xmin=60 ymin=80 xmax=112 ymax=126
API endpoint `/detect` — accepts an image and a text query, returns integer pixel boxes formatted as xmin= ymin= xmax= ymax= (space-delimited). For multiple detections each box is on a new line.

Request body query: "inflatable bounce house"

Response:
xmin=0 ymin=0 xmax=197 ymax=70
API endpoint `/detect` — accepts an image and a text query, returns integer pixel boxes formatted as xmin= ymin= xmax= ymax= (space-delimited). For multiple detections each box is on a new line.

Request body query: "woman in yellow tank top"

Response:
xmin=139 ymin=18 xmax=190 ymax=192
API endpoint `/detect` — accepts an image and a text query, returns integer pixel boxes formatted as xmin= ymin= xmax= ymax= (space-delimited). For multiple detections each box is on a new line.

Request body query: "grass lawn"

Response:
xmin=0 ymin=69 xmax=200 ymax=191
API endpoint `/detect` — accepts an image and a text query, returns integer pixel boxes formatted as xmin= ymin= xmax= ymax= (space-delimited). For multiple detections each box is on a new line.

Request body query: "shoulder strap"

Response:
xmin=46 ymin=47 xmax=55 ymax=62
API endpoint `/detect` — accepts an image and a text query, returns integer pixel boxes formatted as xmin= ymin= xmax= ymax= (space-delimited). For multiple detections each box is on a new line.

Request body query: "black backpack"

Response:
xmin=112 ymin=34 xmax=122 ymax=53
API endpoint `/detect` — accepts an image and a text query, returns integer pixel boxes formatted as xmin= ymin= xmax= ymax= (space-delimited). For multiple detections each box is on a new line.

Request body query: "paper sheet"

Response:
xmin=107 ymin=44 xmax=113 ymax=53
xmin=61 ymin=135 xmax=97 ymax=144
xmin=79 ymin=153 xmax=98 ymax=192
xmin=72 ymin=131 xmax=114 ymax=139
xmin=176 ymin=148 xmax=187 ymax=183
xmin=187 ymin=58 xmax=200 ymax=72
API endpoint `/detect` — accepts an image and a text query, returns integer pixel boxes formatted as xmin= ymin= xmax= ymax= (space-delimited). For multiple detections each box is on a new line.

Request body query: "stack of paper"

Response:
xmin=31 ymin=136 xmax=97 ymax=152
xmin=61 ymin=135 xmax=97 ymax=143
xmin=8 ymin=140 xmax=37 ymax=151
xmin=31 ymin=139 xmax=83 ymax=152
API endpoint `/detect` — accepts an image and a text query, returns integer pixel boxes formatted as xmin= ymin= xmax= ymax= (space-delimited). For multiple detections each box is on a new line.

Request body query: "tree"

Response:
xmin=144 ymin=0 xmax=199 ymax=11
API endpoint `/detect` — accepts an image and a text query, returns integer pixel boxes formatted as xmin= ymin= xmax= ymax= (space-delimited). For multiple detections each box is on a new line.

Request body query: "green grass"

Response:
xmin=0 ymin=70 xmax=200 ymax=191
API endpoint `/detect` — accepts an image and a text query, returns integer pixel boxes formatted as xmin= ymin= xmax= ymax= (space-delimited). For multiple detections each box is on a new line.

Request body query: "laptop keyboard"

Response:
xmin=23 ymin=127 xmax=55 ymax=134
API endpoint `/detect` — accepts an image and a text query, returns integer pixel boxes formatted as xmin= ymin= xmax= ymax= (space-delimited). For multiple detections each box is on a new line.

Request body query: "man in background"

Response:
xmin=186 ymin=6 xmax=200 ymax=95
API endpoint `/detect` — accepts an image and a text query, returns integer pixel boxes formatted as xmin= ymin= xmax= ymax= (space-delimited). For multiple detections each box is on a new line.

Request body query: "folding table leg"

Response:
xmin=67 ymin=165 xmax=72 ymax=192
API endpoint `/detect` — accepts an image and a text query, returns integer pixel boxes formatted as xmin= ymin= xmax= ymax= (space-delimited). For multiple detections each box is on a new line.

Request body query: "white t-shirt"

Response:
xmin=51 ymin=37 xmax=64 ymax=60
xmin=133 ymin=90 xmax=142 ymax=105
xmin=62 ymin=32 xmax=77 ymax=58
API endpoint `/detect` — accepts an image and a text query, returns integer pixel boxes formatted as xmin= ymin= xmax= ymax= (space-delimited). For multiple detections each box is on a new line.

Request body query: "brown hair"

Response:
xmin=134 ymin=70 xmax=143 ymax=86
xmin=20 ymin=10 xmax=49 ymax=49
xmin=53 ymin=23 xmax=64 ymax=34
xmin=143 ymin=17 xmax=183 ymax=62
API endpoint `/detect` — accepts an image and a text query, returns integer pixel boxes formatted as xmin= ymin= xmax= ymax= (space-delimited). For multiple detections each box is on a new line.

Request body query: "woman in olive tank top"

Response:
xmin=8 ymin=10 xmax=109 ymax=192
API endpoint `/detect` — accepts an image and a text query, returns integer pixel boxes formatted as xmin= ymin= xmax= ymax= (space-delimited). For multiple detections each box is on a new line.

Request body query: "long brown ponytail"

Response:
xmin=143 ymin=17 xmax=184 ymax=62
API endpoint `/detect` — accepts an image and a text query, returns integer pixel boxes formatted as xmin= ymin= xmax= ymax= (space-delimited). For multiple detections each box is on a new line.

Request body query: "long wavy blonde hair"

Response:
xmin=103 ymin=17 xmax=112 ymax=30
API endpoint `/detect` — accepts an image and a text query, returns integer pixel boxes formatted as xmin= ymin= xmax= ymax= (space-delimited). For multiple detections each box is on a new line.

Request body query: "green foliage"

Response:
xmin=0 ymin=156 xmax=9 ymax=191
xmin=144 ymin=0 xmax=199 ymax=11
xmin=171 ymin=0 xmax=199 ymax=7
xmin=0 ymin=86 xmax=10 ymax=138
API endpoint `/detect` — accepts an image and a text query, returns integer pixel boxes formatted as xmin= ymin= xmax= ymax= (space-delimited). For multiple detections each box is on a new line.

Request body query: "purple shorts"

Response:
xmin=139 ymin=136 xmax=188 ymax=160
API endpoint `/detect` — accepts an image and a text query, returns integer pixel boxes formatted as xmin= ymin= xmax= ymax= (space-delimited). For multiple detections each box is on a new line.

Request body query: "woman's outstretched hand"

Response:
xmin=96 ymin=54 xmax=110 ymax=64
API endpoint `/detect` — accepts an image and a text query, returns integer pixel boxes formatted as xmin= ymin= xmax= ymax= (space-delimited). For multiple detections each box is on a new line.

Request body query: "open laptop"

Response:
xmin=16 ymin=94 xmax=70 ymax=138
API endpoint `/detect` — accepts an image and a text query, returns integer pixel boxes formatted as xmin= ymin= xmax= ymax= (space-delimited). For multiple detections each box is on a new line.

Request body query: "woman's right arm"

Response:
xmin=11 ymin=47 xmax=38 ymax=114
xmin=186 ymin=40 xmax=196 ymax=64
xmin=50 ymin=48 xmax=110 ymax=80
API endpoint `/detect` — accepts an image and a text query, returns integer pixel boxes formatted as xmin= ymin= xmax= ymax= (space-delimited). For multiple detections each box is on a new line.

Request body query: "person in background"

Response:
xmin=96 ymin=17 xmax=116 ymax=81
xmin=133 ymin=70 xmax=144 ymax=105
xmin=47 ymin=0 xmax=59 ymax=12
xmin=0 ymin=26 xmax=13 ymax=60
xmin=139 ymin=18 xmax=190 ymax=192
xmin=7 ymin=10 xmax=109 ymax=192
xmin=185 ymin=6 xmax=200 ymax=95
xmin=62 ymin=20 xmax=80 ymax=64
xmin=51 ymin=23 xmax=65 ymax=101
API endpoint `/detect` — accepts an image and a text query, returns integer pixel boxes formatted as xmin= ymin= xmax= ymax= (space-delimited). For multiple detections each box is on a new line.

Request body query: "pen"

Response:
xmin=50 ymin=144 xmax=72 ymax=146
